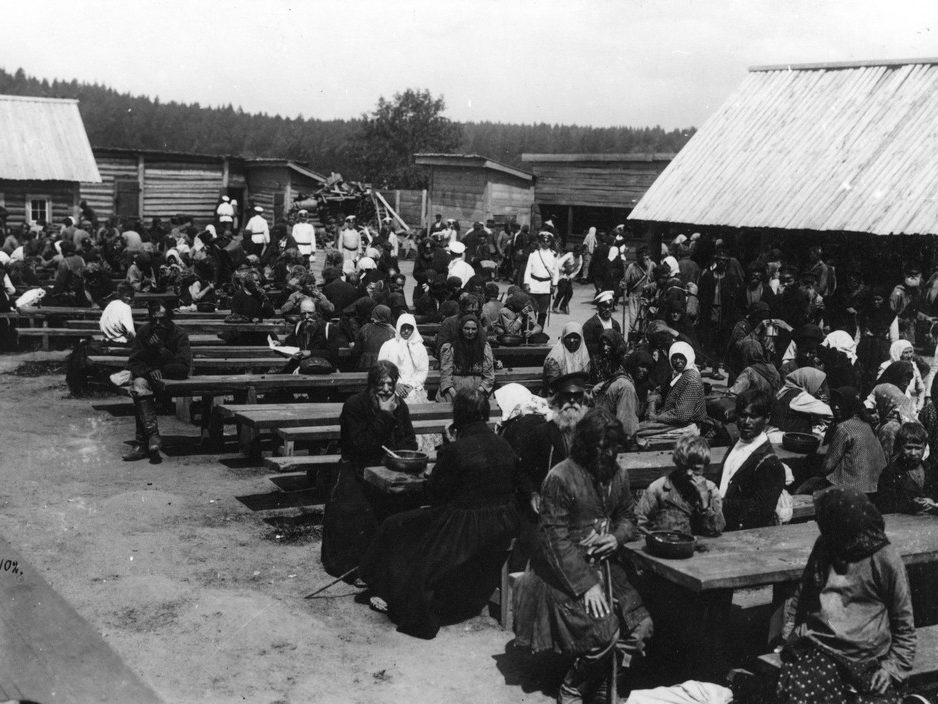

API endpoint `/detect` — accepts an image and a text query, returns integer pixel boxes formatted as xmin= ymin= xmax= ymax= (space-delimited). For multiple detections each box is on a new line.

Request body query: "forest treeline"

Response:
xmin=0 ymin=67 xmax=695 ymax=184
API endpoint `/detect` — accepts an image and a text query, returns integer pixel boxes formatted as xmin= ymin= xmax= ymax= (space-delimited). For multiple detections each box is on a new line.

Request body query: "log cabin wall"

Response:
xmin=0 ymin=180 xmax=78 ymax=230
xmin=421 ymin=160 xmax=533 ymax=227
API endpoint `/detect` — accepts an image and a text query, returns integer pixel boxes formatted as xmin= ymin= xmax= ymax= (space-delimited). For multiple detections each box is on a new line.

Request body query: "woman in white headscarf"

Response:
xmin=876 ymin=339 xmax=926 ymax=411
xmin=542 ymin=321 xmax=591 ymax=395
xmin=378 ymin=313 xmax=429 ymax=405
xmin=639 ymin=341 xmax=707 ymax=437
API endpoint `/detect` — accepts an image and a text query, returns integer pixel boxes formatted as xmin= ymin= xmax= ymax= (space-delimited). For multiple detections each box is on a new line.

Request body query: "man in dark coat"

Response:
xmin=513 ymin=407 xmax=652 ymax=703
xmin=582 ymin=291 xmax=622 ymax=357
xmin=322 ymin=267 xmax=361 ymax=314
xmin=124 ymin=300 xmax=192 ymax=462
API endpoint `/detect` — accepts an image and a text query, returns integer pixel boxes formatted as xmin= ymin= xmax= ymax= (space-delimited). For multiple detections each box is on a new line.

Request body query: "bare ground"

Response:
xmin=0 ymin=363 xmax=561 ymax=704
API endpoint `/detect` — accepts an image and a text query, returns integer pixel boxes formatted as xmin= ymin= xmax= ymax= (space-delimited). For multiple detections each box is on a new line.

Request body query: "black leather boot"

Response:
xmin=123 ymin=400 xmax=149 ymax=461
xmin=138 ymin=397 xmax=161 ymax=457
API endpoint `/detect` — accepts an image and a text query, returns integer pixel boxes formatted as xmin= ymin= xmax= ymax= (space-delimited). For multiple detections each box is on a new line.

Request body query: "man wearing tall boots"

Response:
xmin=124 ymin=300 xmax=192 ymax=462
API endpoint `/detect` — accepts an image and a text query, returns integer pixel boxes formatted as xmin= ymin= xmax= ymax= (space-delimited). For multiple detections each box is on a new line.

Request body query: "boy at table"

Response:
xmin=716 ymin=388 xmax=787 ymax=530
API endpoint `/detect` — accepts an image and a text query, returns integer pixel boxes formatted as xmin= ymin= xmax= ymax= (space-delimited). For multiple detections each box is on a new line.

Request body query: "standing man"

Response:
xmin=524 ymin=231 xmax=559 ymax=328
xmin=446 ymin=241 xmax=475 ymax=288
xmin=554 ymin=245 xmax=584 ymax=315
xmin=244 ymin=206 xmax=270 ymax=258
xmin=216 ymin=196 xmax=234 ymax=235
xmin=340 ymin=215 xmax=362 ymax=274
xmin=582 ymin=291 xmax=622 ymax=357
xmin=123 ymin=301 xmax=192 ymax=462
xmin=290 ymin=209 xmax=317 ymax=263
xmin=513 ymin=407 xmax=652 ymax=702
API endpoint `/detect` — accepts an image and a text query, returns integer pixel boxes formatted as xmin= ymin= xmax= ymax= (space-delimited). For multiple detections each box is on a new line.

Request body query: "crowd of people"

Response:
xmin=3 ymin=203 xmax=937 ymax=702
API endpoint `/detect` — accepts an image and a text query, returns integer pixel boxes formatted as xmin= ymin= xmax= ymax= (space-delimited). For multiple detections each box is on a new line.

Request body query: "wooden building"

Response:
xmin=414 ymin=153 xmax=534 ymax=228
xmin=629 ymin=59 xmax=938 ymax=245
xmin=81 ymin=150 xmax=325 ymax=227
xmin=0 ymin=95 xmax=101 ymax=230
xmin=521 ymin=153 xmax=674 ymax=238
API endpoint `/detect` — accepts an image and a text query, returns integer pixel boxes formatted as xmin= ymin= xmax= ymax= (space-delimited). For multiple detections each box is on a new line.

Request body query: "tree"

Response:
xmin=349 ymin=88 xmax=462 ymax=189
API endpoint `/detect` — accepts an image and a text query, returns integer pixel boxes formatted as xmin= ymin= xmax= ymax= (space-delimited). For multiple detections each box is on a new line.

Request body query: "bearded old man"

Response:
xmin=513 ymin=408 xmax=653 ymax=703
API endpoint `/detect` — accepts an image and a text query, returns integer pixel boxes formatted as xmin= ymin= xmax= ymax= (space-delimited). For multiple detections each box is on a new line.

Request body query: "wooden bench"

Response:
xmin=0 ymin=534 xmax=164 ymax=703
xmin=66 ymin=319 xmax=290 ymax=334
xmin=753 ymin=624 xmax=938 ymax=690
xmin=278 ymin=419 xmax=482 ymax=456
xmin=14 ymin=327 xmax=223 ymax=350
xmin=89 ymin=355 xmax=286 ymax=375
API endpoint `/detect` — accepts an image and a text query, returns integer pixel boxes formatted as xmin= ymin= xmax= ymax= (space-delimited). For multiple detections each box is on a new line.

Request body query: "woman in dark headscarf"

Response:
xmin=623 ymin=348 xmax=656 ymax=416
xmin=353 ymin=304 xmax=396 ymax=370
xmin=438 ymin=314 xmax=495 ymax=402
xmin=777 ymin=487 xmax=915 ymax=704
xmin=868 ymin=383 xmax=918 ymax=460
xmin=728 ymin=337 xmax=782 ymax=396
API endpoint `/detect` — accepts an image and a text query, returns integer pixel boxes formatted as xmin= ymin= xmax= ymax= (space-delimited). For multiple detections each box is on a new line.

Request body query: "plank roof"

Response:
xmin=0 ymin=95 xmax=101 ymax=182
xmin=414 ymin=153 xmax=534 ymax=181
xmin=629 ymin=59 xmax=938 ymax=235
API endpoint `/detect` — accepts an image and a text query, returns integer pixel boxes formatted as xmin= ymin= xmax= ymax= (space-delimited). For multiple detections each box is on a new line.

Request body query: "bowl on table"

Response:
xmin=782 ymin=432 xmax=821 ymax=454
xmin=644 ymin=531 xmax=697 ymax=560
xmin=496 ymin=334 xmax=524 ymax=347
xmin=383 ymin=449 xmax=429 ymax=474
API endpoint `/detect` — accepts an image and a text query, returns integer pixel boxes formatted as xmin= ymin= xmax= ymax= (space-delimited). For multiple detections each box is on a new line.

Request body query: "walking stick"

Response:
xmin=303 ymin=566 xmax=358 ymax=599
xmin=603 ymin=559 xmax=618 ymax=704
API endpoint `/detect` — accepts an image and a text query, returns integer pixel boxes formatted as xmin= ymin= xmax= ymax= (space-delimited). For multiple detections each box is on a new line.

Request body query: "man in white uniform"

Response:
xmin=340 ymin=215 xmax=362 ymax=274
xmin=523 ymin=231 xmax=559 ymax=327
xmin=245 ymin=206 xmax=270 ymax=257
xmin=290 ymin=210 xmax=317 ymax=262
xmin=447 ymin=241 xmax=475 ymax=288
xmin=216 ymin=196 xmax=234 ymax=234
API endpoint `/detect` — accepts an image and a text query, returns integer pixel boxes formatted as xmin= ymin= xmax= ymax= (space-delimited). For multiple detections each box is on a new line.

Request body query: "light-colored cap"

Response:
xmin=448 ymin=241 xmax=466 ymax=254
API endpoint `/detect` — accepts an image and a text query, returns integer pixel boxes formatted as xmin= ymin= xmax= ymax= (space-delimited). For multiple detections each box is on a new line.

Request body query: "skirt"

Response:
xmin=777 ymin=640 xmax=900 ymax=704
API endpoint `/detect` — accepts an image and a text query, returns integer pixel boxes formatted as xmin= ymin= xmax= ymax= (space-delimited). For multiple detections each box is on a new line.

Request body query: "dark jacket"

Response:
xmin=715 ymin=438 xmax=785 ymax=530
xmin=339 ymin=391 xmax=417 ymax=467
xmin=514 ymin=420 xmax=571 ymax=490
xmin=323 ymin=279 xmax=360 ymax=314
xmin=876 ymin=460 xmax=938 ymax=515
xmin=582 ymin=314 xmax=621 ymax=358
xmin=127 ymin=321 xmax=192 ymax=379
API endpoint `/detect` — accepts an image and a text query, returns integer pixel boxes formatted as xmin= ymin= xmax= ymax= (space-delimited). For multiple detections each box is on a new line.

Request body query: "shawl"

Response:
xmin=737 ymin=338 xmax=781 ymax=392
xmin=545 ymin=321 xmax=591 ymax=376
xmin=450 ymin=313 xmax=486 ymax=371
xmin=870 ymin=383 xmax=917 ymax=425
xmin=796 ymin=487 xmax=889 ymax=622
xmin=778 ymin=367 xmax=827 ymax=399
xmin=822 ymin=330 xmax=858 ymax=364
xmin=591 ymin=329 xmax=626 ymax=383
xmin=668 ymin=341 xmax=697 ymax=387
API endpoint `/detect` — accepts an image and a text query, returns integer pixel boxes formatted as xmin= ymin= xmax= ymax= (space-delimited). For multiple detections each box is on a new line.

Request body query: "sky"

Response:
xmin=2 ymin=0 xmax=936 ymax=129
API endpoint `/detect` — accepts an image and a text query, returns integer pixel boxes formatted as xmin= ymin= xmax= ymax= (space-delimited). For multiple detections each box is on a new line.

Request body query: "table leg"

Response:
xmin=686 ymin=588 xmax=734 ymax=681
xmin=768 ymin=582 xmax=798 ymax=647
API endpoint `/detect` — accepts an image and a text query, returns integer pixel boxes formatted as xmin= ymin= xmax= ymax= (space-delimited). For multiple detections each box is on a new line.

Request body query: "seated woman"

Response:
xmin=877 ymin=340 xmax=926 ymax=411
xmin=876 ymin=421 xmax=938 ymax=515
xmin=638 ymin=341 xmax=707 ymax=438
xmin=797 ymin=386 xmax=887 ymax=497
xmin=821 ymin=329 xmax=860 ymax=390
xmin=438 ymin=314 xmax=495 ymax=402
xmin=378 ymin=313 xmax=435 ymax=453
xmin=353 ymin=304 xmax=396 ymax=370
xmin=321 ymin=361 xmax=418 ymax=580
xmin=770 ymin=368 xmax=832 ymax=437
xmin=727 ymin=337 xmax=782 ymax=396
xmin=716 ymin=389 xmax=787 ymax=530
xmin=358 ymin=388 xmax=528 ymax=639
xmin=635 ymin=435 xmax=725 ymax=536
xmin=777 ymin=488 xmax=915 ymax=704
xmin=868 ymin=383 xmax=918 ymax=460
xmin=542 ymin=321 xmax=591 ymax=395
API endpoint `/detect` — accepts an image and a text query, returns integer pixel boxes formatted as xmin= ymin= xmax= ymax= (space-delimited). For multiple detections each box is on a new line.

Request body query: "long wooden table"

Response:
xmin=622 ymin=513 xmax=938 ymax=677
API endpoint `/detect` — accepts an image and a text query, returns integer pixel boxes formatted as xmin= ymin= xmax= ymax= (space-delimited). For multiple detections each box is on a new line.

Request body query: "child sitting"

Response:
xmin=635 ymin=434 xmax=725 ymax=536
xmin=876 ymin=421 xmax=938 ymax=515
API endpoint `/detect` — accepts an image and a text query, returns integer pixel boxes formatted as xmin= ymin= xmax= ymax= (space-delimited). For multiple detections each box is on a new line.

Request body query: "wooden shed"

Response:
xmin=0 ymin=94 xmax=101 ymax=230
xmin=521 ymin=153 xmax=674 ymax=238
xmin=81 ymin=150 xmax=326 ymax=227
xmin=414 ymin=153 xmax=534 ymax=228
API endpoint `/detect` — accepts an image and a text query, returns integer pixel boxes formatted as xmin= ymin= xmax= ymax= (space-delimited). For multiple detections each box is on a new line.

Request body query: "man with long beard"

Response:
xmin=513 ymin=408 xmax=653 ymax=702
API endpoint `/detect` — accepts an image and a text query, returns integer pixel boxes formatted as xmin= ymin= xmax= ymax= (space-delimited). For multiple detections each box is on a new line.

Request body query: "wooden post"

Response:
xmin=566 ymin=206 xmax=574 ymax=247
xmin=136 ymin=155 xmax=145 ymax=218
xmin=420 ymin=189 xmax=427 ymax=230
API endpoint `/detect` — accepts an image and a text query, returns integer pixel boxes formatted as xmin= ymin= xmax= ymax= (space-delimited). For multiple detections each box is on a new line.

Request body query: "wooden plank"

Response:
xmin=0 ymin=534 xmax=164 ymax=704
xmin=622 ymin=513 xmax=938 ymax=593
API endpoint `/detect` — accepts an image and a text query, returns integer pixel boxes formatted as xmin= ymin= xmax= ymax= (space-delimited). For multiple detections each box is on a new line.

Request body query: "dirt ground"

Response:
xmin=0 ymin=354 xmax=578 ymax=704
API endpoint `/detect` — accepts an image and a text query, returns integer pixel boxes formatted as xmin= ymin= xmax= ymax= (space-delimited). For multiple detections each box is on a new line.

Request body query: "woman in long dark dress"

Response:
xmin=359 ymin=388 xmax=529 ymax=639
xmin=320 ymin=360 xmax=417 ymax=580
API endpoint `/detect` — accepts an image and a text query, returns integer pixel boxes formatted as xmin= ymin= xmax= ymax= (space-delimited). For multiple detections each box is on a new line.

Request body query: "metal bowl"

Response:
xmin=645 ymin=531 xmax=696 ymax=559
xmin=497 ymin=334 xmax=524 ymax=347
xmin=782 ymin=432 xmax=821 ymax=454
xmin=383 ymin=450 xmax=429 ymax=474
